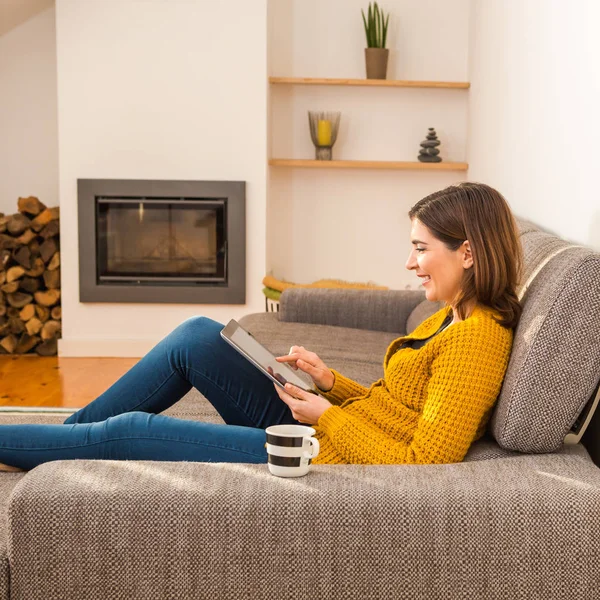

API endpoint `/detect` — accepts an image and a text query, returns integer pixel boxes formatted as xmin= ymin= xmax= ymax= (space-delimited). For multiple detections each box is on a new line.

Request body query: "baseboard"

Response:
xmin=57 ymin=338 xmax=159 ymax=357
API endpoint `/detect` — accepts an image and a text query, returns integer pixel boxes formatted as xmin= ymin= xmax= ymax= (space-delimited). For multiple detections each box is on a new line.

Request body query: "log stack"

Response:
xmin=0 ymin=196 xmax=61 ymax=355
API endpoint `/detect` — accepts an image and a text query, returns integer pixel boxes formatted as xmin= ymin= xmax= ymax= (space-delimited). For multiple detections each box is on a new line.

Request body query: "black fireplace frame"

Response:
xmin=78 ymin=179 xmax=245 ymax=304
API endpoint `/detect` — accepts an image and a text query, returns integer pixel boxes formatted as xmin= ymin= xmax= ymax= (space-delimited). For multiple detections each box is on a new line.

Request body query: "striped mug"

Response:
xmin=265 ymin=425 xmax=320 ymax=477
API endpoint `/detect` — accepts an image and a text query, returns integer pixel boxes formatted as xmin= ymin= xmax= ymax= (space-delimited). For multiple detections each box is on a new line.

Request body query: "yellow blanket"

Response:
xmin=262 ymin=275 xmax=388 ymax=293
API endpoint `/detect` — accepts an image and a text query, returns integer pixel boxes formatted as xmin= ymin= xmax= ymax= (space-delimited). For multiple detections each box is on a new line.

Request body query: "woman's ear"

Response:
xmin=462 ymin=240 xmax=474 ymax=269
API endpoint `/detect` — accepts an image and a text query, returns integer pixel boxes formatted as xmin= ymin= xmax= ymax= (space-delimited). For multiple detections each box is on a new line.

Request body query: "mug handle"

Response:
xmin=303 ymin=436 xmax=320 ymax=459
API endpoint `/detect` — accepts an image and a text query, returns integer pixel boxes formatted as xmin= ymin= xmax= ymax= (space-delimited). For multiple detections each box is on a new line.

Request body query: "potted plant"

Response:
xmin=361 ymin=2 xmax=390 ymax=79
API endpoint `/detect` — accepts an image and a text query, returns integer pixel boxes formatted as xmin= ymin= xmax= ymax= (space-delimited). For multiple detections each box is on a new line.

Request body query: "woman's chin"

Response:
xmin=423 ymin=287 xmax=437 ymax=301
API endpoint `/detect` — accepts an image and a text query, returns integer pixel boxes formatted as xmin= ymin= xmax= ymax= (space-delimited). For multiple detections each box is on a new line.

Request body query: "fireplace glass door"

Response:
xmin=96 ymin=198 xmax=227 ymax=285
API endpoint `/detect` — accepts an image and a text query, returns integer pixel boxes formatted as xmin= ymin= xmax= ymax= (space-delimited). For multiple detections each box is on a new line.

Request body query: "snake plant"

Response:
xmin=361 ymin=2 xmax=390 ymax=49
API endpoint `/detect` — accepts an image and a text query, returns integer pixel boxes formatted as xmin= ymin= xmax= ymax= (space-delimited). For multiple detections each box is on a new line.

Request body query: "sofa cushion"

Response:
xmin=279 ymin=288 xmax=424 ymax=334
xmin=406 ymin=299 xmax=443 ymax=334
xmin=491 ymin=245 xmax=600 ymax=452
xmin=8 ymin=446 xmax=600 ymax=600
xmin=0 ymin=473 xmax=28 ymax=600
xmin=517 ymin=229 xmax=573 ymax=298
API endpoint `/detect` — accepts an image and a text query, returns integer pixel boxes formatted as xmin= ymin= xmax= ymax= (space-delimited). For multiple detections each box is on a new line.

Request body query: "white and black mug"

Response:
xmin=265 ymin=424 xmax=320 ymax=478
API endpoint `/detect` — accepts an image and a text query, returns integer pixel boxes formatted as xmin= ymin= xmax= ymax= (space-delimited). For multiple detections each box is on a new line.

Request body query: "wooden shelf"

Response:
xmin=269 ymin=77 xmax=470 ymax=89
xmin=269 ymin=159 xmax=468 ymax=171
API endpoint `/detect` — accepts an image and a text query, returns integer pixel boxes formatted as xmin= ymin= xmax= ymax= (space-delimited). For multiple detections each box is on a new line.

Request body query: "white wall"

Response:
xmin=13 ymin=0 xmax=596 ymax=357
xmin=0 ymin=5 xmax=58 ymax=216
xmin=267 ymin=0 xmax=471 ymax=291
xmin=468 ymin=0 xmax=600 ymax=250
xmin=55 ymin=0 xmax=268 ymax=356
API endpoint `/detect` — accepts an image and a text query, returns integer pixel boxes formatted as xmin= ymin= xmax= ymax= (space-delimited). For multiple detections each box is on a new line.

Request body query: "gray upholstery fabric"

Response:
xmin=516 ymin=217 xmax=543 ymax=235
xmin=8 ymin=446 xmax=600 ymax=600
xmin=0 ymin=558 xmax=6 ymax=600
xmin=279 ymin=288 xmax=425 ymax=334
xmin=492 ymin=246 xmax=600 ymax=453
xmin=406 ymin=299 xmax=444 ymax=334
xmin=0 ymin=474 xmax=25 ymax=600
xmin=517 ymin=230 xmax=572 ymax=298
xmin=463 ymin=434 xmax=524 ymax=461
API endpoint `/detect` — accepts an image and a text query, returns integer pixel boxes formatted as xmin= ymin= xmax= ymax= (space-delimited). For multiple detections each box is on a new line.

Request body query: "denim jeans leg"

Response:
xmin=0 ymin=412 xmax=268 ymax=471
xmin=64 ymin=316 xmax=300 ymax=430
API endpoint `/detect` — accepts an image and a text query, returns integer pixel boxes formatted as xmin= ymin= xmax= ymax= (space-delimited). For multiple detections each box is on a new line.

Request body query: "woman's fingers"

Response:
xmin=276 ymin=353 xmax=313 ymax=367
xmin=276 ymin=354 xmax=318 ymax=378
xmin=283 ymin=383 xmax=311 ymax=401
xmin=274 ymin=382 xmax=308 ymax=402
xmin=275 ymin=355 xmax=297 ymax=363
xmin=295 ymin=358 xmax=315 ymax=376
xmin=273 ymin=385 xmax=300 ymax=420
xmin=275 ymin=355 xmax=298 ymax=370
xmin=273 ymin=384 xmax=303 ymax=420
xmin=273 ymin=383 xmax=290 ymax=404
xmin=273 ymin=382 xmax=332 ymax=426
xmin=275 ymin=346 xmax=301 ymax=370
xmin=276 ymin=347 xmax=325 ymax=380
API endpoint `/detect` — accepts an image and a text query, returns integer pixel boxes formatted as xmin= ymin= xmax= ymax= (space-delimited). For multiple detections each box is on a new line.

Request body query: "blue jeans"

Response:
xmin=0 ymin=317 xmax=301 ymax=470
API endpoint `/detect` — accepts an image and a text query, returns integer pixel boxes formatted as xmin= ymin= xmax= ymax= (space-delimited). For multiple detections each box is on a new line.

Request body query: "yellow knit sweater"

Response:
xmin=312 ymin=305 xmax=513 ymax=465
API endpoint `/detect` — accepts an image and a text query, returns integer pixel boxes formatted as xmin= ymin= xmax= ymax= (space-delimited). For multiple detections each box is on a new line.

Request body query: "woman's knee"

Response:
xmin=101 ymin=411 xmax=171 ymax=441
xmin=168 ymin=316 xmax=223 ymax=351
xmin=104 ymin=411 xmax=151 ymax=432
xmin=164 ymin=316 xmax=225 ymax=369
xmin=174 ymin=316 xmax=222 ymax=339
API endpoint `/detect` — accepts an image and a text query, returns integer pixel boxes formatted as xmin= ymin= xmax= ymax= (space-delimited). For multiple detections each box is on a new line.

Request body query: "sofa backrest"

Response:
xmin=490 ymin=218 xmax=600 ymax=456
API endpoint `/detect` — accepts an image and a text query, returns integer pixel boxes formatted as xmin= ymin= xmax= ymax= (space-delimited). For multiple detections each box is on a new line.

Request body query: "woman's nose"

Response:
xmin=405 ymin=251 xmax=416 ymax=270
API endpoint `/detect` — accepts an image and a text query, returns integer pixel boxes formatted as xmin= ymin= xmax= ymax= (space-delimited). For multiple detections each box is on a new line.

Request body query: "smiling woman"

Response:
xmin=272 ymin=182 xmax=524 ymax=464
xmin=407 ymin=182 xmax=523 ymax=328
xmin=0 ymin=182 xmax=524 ymax=471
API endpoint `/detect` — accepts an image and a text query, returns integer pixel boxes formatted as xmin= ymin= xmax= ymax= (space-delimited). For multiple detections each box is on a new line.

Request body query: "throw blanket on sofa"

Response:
xmin=262 ymin=275 xmax=388 ymax=301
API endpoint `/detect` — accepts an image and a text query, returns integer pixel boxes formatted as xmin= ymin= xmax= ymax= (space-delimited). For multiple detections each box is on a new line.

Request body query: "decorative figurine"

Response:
xmin=418 ymin=128 xmax=442 ymax=163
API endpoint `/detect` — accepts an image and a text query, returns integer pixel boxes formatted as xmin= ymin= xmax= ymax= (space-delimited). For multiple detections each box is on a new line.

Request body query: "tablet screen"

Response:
xmin=220 ymin=320 xmax=315 ymax=393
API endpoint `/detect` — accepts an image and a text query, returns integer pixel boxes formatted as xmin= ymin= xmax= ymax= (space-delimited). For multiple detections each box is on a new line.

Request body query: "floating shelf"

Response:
xmin=269 ymin=159 xmax=468 ymax=171
xmin=269 ymin=77 xmax=470 ymax=89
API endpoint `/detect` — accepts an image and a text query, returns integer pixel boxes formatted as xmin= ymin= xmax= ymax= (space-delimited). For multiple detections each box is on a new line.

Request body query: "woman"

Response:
xmin=0 ymin=182 xmax=522 ymax=471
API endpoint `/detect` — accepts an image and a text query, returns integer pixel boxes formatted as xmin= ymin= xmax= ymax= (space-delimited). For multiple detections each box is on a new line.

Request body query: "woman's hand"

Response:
xmin=273 ymin=383 xmax=333 ymax=425
xmin=275 ymin=346 xmax=335 ymax=392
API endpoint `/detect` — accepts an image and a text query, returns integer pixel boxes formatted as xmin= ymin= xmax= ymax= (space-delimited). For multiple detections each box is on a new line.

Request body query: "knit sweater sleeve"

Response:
xmin=317 ymin=369 xmax=370 ymax=406
xmin=316 ymin=321 xmax=511 ymax=464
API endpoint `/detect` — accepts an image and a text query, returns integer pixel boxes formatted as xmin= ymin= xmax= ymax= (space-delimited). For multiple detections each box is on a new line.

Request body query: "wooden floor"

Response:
xmin=0 ymin=355 xmax=140 ymax=408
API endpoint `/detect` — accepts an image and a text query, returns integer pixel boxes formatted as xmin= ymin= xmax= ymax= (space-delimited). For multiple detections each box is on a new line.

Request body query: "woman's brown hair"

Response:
xmin=408 ymin=182 xmax=523 ymax=329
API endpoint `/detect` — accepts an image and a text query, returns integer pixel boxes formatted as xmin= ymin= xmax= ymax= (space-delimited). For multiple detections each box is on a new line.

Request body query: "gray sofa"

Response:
xmin=0 ymin=217 xmax=599 ymax=599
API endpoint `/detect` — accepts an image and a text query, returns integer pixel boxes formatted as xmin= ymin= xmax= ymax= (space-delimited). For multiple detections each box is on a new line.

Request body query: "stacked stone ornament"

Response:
xmin=418 ymin=128 xmax=442 ymax=163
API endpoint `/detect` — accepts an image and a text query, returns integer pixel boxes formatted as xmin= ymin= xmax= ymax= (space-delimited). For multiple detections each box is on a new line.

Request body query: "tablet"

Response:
xmin=220 ymin=319 xmax=320 ymax=396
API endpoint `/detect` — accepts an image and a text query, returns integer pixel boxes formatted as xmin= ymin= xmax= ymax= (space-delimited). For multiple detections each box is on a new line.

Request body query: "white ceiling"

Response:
xmin=0 ymin=0 xmax=54 ymax=37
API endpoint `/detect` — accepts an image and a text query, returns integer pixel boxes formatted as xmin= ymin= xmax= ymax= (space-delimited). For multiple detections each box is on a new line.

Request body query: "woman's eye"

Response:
xmin=416 ymin=247 xmax=425 ymax=253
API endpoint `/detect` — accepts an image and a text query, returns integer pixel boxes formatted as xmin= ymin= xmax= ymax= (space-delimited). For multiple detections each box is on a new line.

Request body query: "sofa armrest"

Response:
xmin=279 ymin=288 xmax=426 ymax=333
xmin=8 ymin=451 xmax=600 ymax=599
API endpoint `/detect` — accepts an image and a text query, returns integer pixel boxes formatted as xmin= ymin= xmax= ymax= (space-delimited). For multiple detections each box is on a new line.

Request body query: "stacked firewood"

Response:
xmin=0 ymin=196 xmax=61 ymax=355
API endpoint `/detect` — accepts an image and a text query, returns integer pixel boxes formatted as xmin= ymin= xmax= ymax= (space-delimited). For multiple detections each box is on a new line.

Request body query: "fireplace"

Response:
xmin=78 ymin=179 xmax=245 ymax=303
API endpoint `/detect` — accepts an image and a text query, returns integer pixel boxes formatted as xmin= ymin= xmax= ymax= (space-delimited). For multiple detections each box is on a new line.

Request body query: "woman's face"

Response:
xmin=405 ymin=218 xmax=473 ymax=306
